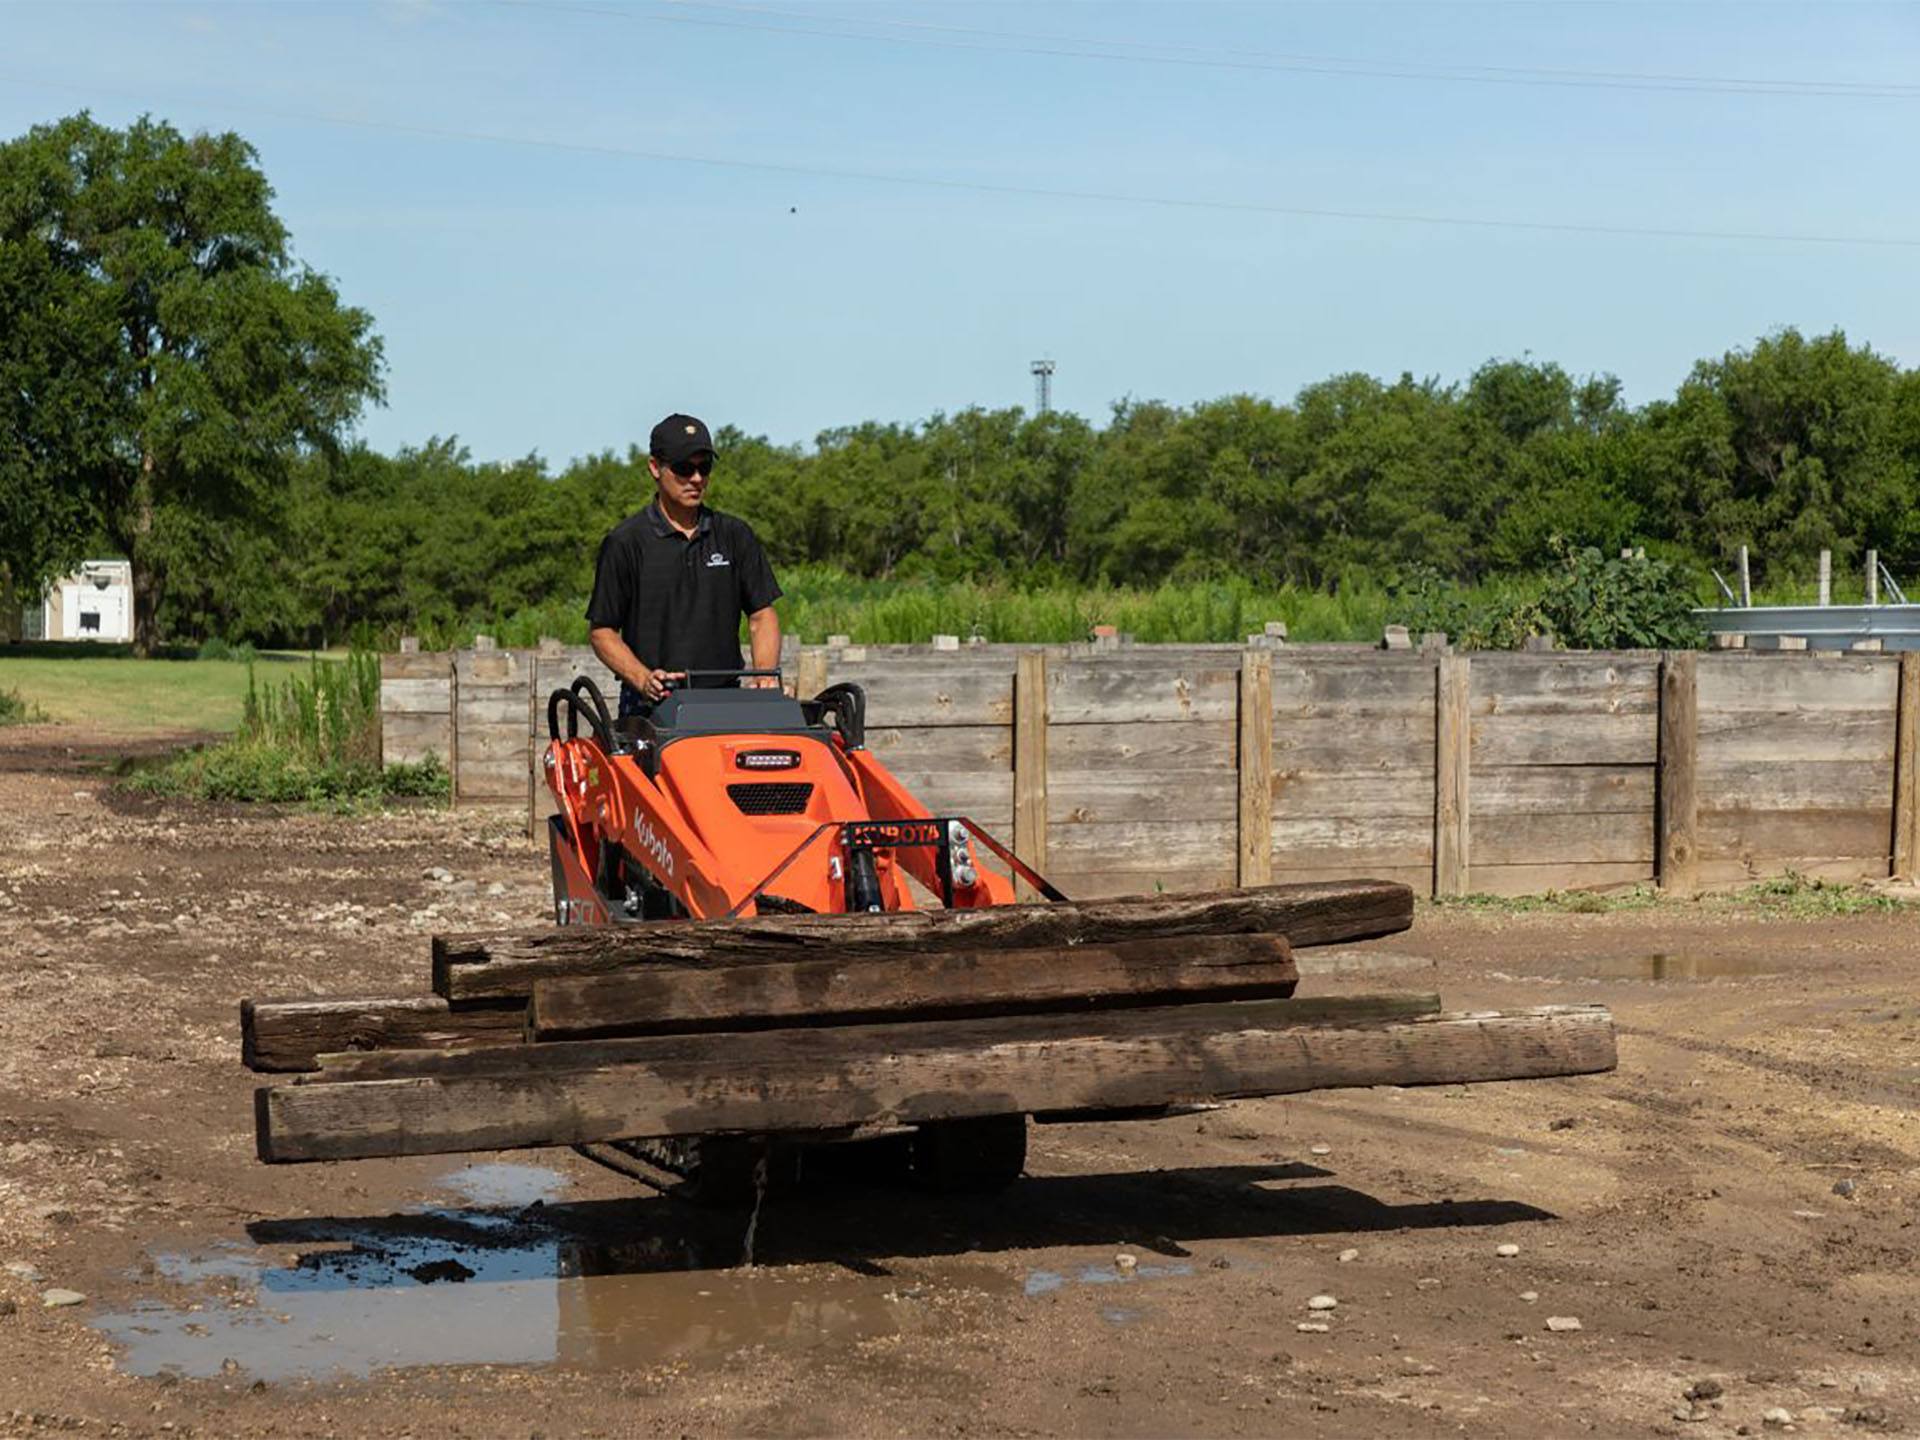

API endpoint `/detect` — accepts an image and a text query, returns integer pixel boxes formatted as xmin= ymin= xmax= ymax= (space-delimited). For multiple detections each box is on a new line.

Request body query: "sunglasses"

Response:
xmin=668 ymin=456 xmax=714 ymax=479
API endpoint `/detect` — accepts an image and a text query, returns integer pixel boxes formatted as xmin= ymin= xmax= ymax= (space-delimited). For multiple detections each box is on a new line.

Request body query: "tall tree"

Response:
xmin=0 ymin=112 xmax=383 ymax=652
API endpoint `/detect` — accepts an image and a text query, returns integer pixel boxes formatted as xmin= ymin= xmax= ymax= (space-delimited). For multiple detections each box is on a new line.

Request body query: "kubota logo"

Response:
xmin=633 ymin=812 xmax=675 ymax=877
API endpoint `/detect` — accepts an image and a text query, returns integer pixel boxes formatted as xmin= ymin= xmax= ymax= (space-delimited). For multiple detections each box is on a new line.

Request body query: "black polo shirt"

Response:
xmin=585 ymin=502 xmax=782 ymax=708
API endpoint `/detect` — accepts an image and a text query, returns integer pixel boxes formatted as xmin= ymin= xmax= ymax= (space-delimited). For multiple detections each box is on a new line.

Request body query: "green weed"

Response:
xmin=122 ymin=651 xmax=448 ymax=805
xmin=0 ymin=685 xmax=47 ymax=726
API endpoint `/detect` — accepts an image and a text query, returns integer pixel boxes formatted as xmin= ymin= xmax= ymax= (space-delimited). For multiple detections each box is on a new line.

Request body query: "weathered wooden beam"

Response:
xmin=257 ymin=1001 xmax=1612 ymax=1163
xmin=1657 ymin=651 xmax=1699 ymax=895
xmin=1013 ymin=649 xmax=1049 ymax=901
xmin=1237 ymin=649 xmax=1274 ymax=887
xmin=1895 ymin=651 xmax=1920 ymax=882
xmin=241 ymin=996 xmax=527 ymax=1074
xmin=527 ymin=933 xmax=1300 ymax=1040
xmin=432 ymin=879 xmax=1415 ymax=1003
xmin=1434 ymin=655 xmax=1470 ymax=898
xmin=326 ymin=993 xmax=1440 ymax=1081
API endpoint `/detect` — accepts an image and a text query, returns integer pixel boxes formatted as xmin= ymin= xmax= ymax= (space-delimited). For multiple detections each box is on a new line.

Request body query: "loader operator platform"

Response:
xmin=586 ymin=413 xmax=782 ymax=718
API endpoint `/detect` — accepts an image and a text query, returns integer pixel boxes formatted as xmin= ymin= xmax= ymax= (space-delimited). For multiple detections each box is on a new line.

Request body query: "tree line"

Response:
xmin=6 ymin=114 xmax=1920 ymax=651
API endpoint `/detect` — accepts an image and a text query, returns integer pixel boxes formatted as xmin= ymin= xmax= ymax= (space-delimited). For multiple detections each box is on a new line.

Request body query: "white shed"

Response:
xmin=22 ymin=560 xmax=134 ymax=643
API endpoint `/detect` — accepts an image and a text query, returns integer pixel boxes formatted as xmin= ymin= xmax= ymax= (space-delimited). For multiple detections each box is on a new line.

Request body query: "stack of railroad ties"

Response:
xmin=242 ymin=879 xmax=1617 ymax=1177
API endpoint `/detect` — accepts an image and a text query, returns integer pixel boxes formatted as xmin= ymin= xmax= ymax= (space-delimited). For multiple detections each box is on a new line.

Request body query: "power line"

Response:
xmin=8 ymin=73 xmax=1917 ymax=251
xmin=489 ymin=0 xmax=1920 ymax=100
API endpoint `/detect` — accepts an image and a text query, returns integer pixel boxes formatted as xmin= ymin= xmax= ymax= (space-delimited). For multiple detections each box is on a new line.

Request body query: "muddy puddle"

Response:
xmin=95 ymin=1162 xmax=1014 ymax=1382
xmin=1582 ymin=953 xmax=1787 ymax=981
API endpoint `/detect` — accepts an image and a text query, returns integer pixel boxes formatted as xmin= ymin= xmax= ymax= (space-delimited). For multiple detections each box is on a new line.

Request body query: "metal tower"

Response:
xmin=1030 ymin=359 xmax=1055 ymax=414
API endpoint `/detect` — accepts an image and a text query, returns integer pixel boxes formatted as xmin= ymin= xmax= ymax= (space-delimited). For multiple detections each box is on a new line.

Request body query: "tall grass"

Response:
xmin=126 ymin=651 xmax=446 ymax=805
xmin=409 ymin=571 xmax=1450 ymax=649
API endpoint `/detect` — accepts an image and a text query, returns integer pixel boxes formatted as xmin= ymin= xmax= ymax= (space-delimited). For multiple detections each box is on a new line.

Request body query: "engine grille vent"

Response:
xmin=727 ymin=782 xmax=814 ymax=816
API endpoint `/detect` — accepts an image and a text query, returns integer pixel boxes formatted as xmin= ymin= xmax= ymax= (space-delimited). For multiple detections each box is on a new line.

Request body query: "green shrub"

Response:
xmin=195 ymin=636 xmax=258 ymax=663
xmin=123 ymin=651 xmax=447 ymax=805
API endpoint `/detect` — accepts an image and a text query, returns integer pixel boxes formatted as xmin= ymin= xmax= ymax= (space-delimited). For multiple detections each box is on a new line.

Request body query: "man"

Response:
xmin=586 ymin=413 xmax=782 ymax=716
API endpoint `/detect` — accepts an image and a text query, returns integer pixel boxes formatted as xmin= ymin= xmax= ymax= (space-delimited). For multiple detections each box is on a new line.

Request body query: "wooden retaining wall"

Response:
xmin=384 ymin=645 xmax=1920 ymax=899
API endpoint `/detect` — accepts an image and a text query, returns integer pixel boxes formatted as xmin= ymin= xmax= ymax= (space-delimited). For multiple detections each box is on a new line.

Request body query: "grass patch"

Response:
xmin=1431 ymin=873 xmax=1909 ymax=917
xmin=0 ymin=646 xmax=317 ymax=733
xmin=0 ymin=684 xmax=48 ymax=726
xmin=122 ymin=651 xmax=449 ymax=806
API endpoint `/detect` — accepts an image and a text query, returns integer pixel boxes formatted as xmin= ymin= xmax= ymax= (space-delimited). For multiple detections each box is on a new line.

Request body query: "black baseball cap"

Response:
xmin=650 ymin=413 xmax=716 ymax=465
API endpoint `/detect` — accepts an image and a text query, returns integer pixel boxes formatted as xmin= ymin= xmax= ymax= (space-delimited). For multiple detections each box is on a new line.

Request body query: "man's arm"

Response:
xmin=589 ymin=627 xmax=681 ymax=702
xmin=746 ymin=606 xmax=781 ymax=689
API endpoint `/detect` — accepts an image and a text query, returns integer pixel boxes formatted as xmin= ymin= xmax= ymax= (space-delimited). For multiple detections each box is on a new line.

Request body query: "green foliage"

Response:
xmin=125 ymin=650 xmax=446 ymax=804
xmin=0 ymin=112 xmax=383 ymax=653
xmin=0 ymin=685 xmax=47 ymax=725
xmin=1385 ymin=542 xmax=1705 ymax=651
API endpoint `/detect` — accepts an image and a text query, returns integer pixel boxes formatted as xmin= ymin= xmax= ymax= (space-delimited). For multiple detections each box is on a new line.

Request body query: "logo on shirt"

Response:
xmin=705 ymin=553 xmax=731 ymax=567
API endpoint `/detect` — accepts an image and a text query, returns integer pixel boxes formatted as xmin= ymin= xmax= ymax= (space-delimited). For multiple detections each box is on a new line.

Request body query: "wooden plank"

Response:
xmin=1275 ymin=713 xmax=1436 ymax=772
xmin=1047 ymin=819 xmax=1235 ymax=867
xmin=382 ymin=712 xmax=451 ymax=766
xmin=1472 ymin=765 xmax=1653 ymax=816
xmin=528 ymin=933 xmax=1304 ymax=1040
xmin=1469 ymin=655 xmax=1660 ymax=716
xmin=1696 ymin=856 xmax=1884 ymax=888
xmin=461 ymin=726 xmax=536 ymax=763
xmin=257 ymin=1002 xmax=1615 ymax=1163
xmin=381 ymin=651 xmax=452 ymax=681
xmin=1896 ymin=652 xmax=1919 ymax=882
xmin=795 ymin=648 xmax=829 ymax=700
xmin=1466 ymin=862 xmax=1655 ymax=897
xmin=1048 ymin=770 xmax=1235 ymax=824
xmin=1271 ymin=814 xmax=1434 ymax=869
xmin=1042 ymin=864 xmax=1239 ymax=899
xmin=433 ymin=879 xmax=1416 ymax=1001
xmin=242 ymin=996 xmax=526 ymax=1074
xmin=829 ymin=664 xmax=1014 ymax=727
xmin=1239 ymin=650 xmax=1274 ymax=887
xmin=1056 ymin=719 xmax=1235 ymax=771
xmin=862 ymin=771 xmax=1010 ymax=819
xmin=1048 ymin=659 xmax=1242 ymax=724
xmin=1471 ymin=711 xmax=1658 ymax=766
xmin=1658 ymin=651 xmax=1699 ymax=895
xmin=1698 ymin=655 xmax=1899 ymax=711
xmin=1472 ymin=811 xmax=1653 ymax=867
xmin=1698 ymin=809 xmax=1895 ymax=864
xmin=1269 ymin=658 xmax=1437 ymax=717
xmin=332 ymin=994 xmax=1444 ymax=1081
xmin=867 ymin=726 xmax=1013 ymax=770
xmin=457 ymin=757 xmax=534 ymax=800
xmin=1435 ymin=654 xmax=1469 ymax=899
xmin=1696 ymin=759 xmax=1894 ymax=812
xmin=379 ymin=678 xmax=453 ymax=714
xmin=1272 ymin=770 xmax=1440 ymax=820
xmin=1695 ymin=709 xmax=1896 ymax=764
xmin=1269 ymin=863 xmax=1436 ymax=891
xmin=1014 ymin=650 xmax=1048 ymax=900
xmin=456 ymin=694 xmax=537 ymax=728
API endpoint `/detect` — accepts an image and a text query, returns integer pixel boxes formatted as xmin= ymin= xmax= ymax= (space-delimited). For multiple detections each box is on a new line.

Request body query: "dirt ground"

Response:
xmin=1 ymin=726 xmax=1916 ymax=1439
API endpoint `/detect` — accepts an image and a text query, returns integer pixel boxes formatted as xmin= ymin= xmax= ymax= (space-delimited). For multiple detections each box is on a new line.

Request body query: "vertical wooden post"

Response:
xmin=795 ymin=648 xmax=829 ymax=701
xmin=1894 ymin=652 xmax=1920 ymax=882
xmin=1013 ymin=650 xmax=1049 ymax=901
xmin=1657 ymin=651 xmax=1699 ymax=895
xmin=1738 ymin=545 xmax=1751 ymax=607
xmin=1237 ymin=649 xmax=1274 ymax=888
xmin=447 ymin=650 xmax=462 ymax=813
xmin=1434 ymin=654 xmax=1470 ymax=899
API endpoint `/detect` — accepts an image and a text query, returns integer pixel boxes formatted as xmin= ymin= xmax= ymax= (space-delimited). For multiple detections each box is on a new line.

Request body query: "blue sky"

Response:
xmin=4 ymin=1 xmax=1917 ymax=465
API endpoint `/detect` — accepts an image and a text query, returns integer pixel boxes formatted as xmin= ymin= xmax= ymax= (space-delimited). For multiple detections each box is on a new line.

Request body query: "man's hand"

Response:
xmin=638 ymin=665 xmax=685 ymax=702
